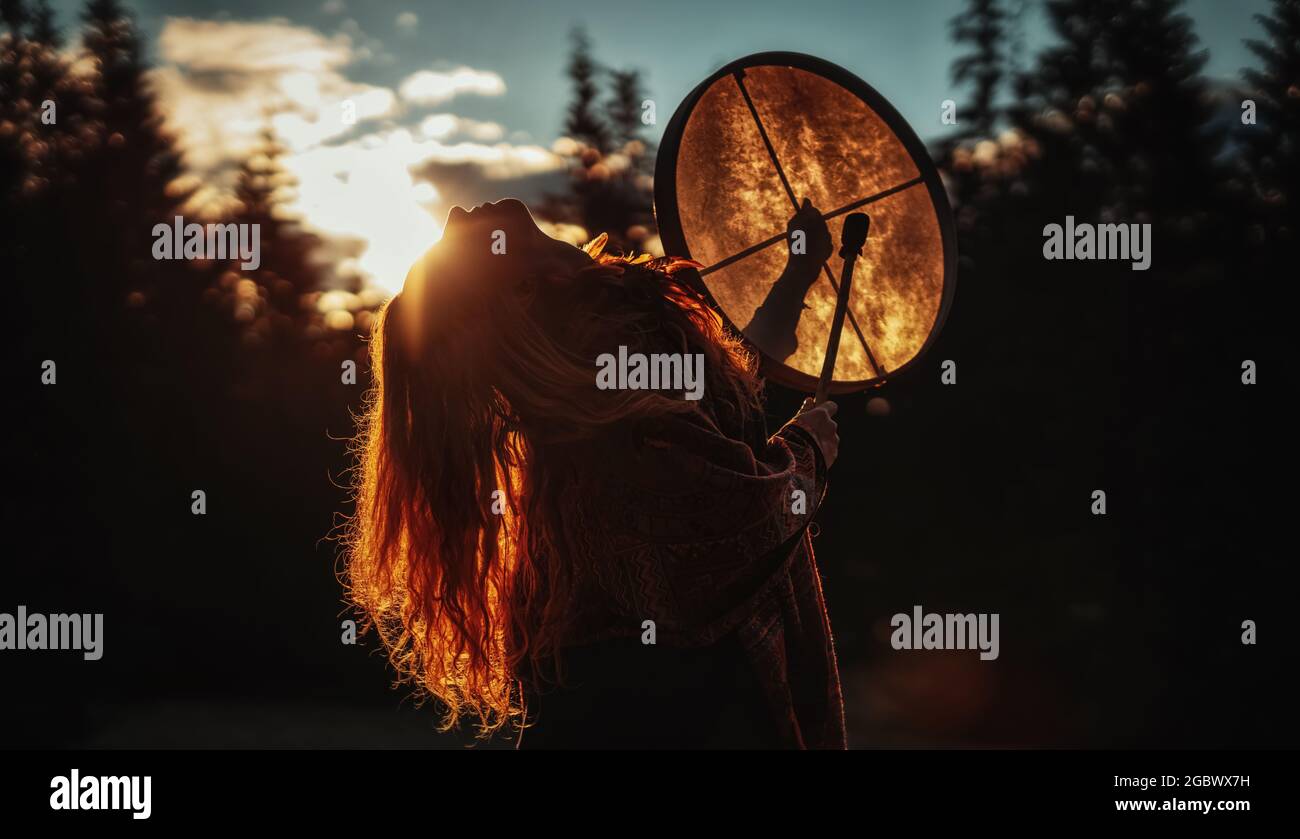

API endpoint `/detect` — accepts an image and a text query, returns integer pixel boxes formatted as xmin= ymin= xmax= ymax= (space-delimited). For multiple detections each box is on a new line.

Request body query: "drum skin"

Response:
xmin=654 ymin=52 xmax=957 ymax=393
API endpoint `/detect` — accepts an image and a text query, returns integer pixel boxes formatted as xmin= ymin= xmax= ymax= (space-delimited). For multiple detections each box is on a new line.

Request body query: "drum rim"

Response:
xmin=653 ymin=51 xmax=958 ymax=394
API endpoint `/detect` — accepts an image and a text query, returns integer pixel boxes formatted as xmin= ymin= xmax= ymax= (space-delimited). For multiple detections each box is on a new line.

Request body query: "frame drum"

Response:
xmin=654 ymin=52 xmax=957 ymax=393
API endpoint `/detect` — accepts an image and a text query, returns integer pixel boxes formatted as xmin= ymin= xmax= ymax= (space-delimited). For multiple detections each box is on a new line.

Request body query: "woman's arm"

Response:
xmin=740 ymin=199 xmax=833 ymax=361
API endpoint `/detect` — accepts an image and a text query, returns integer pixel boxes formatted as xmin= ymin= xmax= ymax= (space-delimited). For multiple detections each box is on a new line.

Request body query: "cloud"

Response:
xmin=151 ymin=17 xmax=555 ymax=293
xmin=158 ymin=18 xmax=352 ymax=74
xmin=398 ymin=67 xmax=506 ymax=105
xmin=410 ymin=159 xmax=568 ymax=223
xmin=153 ymin=18 xmax=396 ymax=180
xmin=419 ymin=114 xmax=505 ymax=142
xmin=396 ymin=12 xmax=418 ymax=30
xmin=289 ymin=129 xmax=565 ymax=288
xmin=335 ymin=17 xmax=390 ymax=64
xmin=321 ymin=0 xmax=345 ymax=14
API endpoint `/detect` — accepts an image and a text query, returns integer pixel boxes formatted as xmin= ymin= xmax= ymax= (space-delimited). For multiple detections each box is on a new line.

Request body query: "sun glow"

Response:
xmin=152 ymin=18 xmax=564 ymax=298
xmin=284 ymin=131 xmax=447 ymax=295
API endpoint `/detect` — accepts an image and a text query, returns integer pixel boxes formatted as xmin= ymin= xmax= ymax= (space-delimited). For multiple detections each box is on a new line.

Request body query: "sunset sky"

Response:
xmin=44 ymin=0 xmax=1271 ymax=293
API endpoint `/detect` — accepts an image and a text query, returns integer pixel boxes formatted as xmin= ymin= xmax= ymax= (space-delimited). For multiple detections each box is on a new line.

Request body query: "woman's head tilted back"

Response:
xmin=343 ymin=199 xmax=760 ymax=736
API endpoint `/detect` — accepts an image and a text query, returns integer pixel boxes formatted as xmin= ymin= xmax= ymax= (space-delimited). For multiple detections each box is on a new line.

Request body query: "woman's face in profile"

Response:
xmin=437 ymin=198 xmax=593 ymax=282
xmin=397 ymin=198 xmax=595 ymax=347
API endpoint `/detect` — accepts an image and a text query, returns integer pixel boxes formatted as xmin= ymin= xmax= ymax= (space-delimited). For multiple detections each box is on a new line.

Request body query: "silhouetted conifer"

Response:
xmin=950 ymin=0 xmax=1008 ymax=139
xmin=1243 ymin=0 xmax=1300 ymax=244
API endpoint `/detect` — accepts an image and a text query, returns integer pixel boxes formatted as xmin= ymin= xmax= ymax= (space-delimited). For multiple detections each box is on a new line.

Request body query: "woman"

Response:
xmin=344 ymin=198 xmax=844 ymax=748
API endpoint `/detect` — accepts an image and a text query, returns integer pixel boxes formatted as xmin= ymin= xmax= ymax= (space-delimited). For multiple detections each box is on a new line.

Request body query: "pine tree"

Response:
xmin=1243 ymin=0 xmax=1300 ymax=242
xmin=564 ymin=28 xmax=610 ymax=155
xmin=233 ymin=129 xmax=321 ymax=323
xmin=1009 ymin=0 xmax=1121 ymax=216
xmin=29 ymin=0 xmax=58 ymax=47
xmin=27 ymin=0 xmax=72 ymax=148
xmin=0 ymin=0 xmax=27 ymax=36
xmin=79 ymin=0 xmax=192 ymax=305
xmin=607 ymin=69 xmax=647 ymax=152
xmin=1100 ymin=0 xmax=1223 ymax=234
xmin=1 ymin=0 xmax=71 ymax=177
xmin=0 ymin=0 xmax=30 ymax=256
xmin=605 ymin=67 xmax=654 ymax=236
xmin=3 ymin=0 xmax=91 ymax=305
xmin=542 ymin=29 xmax=656 ymax=251
xmin=949 ymin=0 xmax=1008 ymax=139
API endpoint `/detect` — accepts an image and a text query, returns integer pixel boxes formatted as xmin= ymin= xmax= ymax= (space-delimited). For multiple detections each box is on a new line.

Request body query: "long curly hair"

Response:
xmin=342 ymin=234 xmax=762 ymax=737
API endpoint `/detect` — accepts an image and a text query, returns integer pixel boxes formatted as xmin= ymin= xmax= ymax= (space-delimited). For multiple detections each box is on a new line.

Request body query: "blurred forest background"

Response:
xmin=1 ymin=0 xmax=1291 ymax=747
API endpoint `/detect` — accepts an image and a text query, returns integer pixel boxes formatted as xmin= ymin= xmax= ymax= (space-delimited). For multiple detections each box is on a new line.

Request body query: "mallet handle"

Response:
xmin=814 ymin=213 xmax=870 ymax=404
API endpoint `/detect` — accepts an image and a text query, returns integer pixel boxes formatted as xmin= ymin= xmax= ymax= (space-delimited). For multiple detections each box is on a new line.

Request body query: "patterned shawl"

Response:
xmin=549 ymin=399 xmax=847 ymax=749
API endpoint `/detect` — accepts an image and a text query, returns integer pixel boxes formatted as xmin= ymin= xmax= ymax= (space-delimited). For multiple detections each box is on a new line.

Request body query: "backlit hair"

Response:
xmin=342 ymin=234 xmax=761 ymax=737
